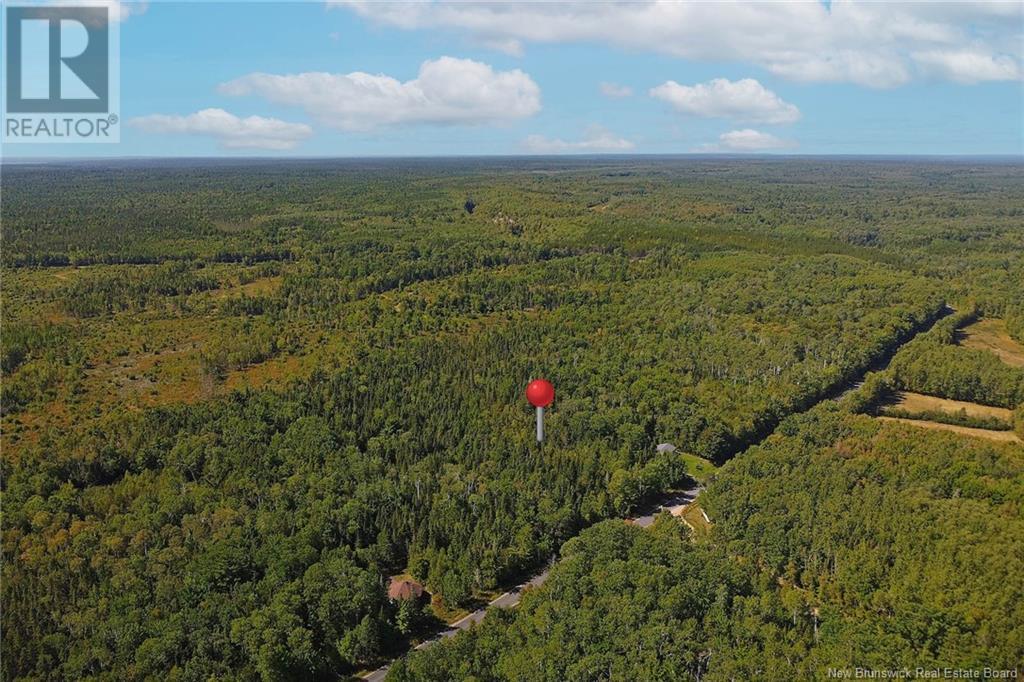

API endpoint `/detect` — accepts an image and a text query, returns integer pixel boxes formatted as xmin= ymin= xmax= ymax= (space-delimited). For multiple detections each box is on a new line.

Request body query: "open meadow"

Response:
xmin=958 ymin=318 xmax=1024 ymax=368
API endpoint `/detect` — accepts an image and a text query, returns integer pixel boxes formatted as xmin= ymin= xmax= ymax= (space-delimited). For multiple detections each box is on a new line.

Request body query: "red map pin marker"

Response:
xmin=526 ymin=379 xmax=554 ymax=442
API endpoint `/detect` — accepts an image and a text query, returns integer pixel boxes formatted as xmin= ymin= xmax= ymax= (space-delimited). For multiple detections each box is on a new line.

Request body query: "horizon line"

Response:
xmin=4 ymin=152 xmax=1023 ymax=165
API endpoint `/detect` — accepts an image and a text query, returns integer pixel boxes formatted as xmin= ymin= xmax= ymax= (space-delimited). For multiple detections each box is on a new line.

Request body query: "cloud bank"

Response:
xmin=695 ymin=128 xmax=797 ymax=153
xmin=913 ymin=49 xmax=1022 ymax=83
xmin=219 ymin=57 xmax=541 ymax=131
xmin=650 ymin=78 xmax=800 ymax=124
xmin=333 ymin=1 xmax=1023 ymax=88
xmin=522 ymin=125 xmax=635 ymax=153
xmin=130 ymin=108 xmax=313 ymax=150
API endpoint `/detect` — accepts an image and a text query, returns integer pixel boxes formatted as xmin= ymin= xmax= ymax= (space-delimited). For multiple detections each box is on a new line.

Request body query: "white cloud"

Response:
xmin=650 ymin=78 xmax=800 ymax=124
xmin=332 ymin=1 xmax=1023 ymax=88
xmin=767 ymin=50 xmax=910 ymax=89
xmin=44 ymin=0 xmax=147 ymax=22
xmin=111 ymin=0 xmax=146 ymax=22
xmin=599 ymin=82 xmax=633 ymax=98
xmin=129 ymin=108 xmax=313 ymax=150
xmin=522 ymin=125 xmax=635 ymax=153
xmin=695 ymin=128 xmax=796 ymax=153
xmin=218 ymin=57 xmax=541 ymax=131
xmin=913 ymin=49 xmax=1022 ymax=83
xmin=479 ymin=38 xmax=524 ymax=57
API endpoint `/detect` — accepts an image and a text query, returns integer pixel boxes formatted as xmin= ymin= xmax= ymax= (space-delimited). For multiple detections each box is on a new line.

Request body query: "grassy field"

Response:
xmin=679 ymin=452 xmax=717 ymax=484
xmin=957 ymin=318 xmax=1024 ymax=368
xmin=885 ymin=390 xmax=1014 ymax=422
xmin=876 ymin=415 xmax=1022 ymax=443
xmin=678 ymin=502 xmax=713 ymax=539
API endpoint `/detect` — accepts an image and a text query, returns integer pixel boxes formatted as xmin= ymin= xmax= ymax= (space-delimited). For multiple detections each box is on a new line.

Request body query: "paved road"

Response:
xmin=363 ymin=569 xmax=553 ymax=680
xmin=630 ymin=484 xmax=702 ymax=528
xmin=362 ymin=483 xmax=701 ymax=681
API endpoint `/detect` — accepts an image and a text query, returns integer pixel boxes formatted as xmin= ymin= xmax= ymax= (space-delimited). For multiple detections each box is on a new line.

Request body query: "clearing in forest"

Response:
xmin=885 ymin=391 xmax=1014 ymax=422
xmin=678 ymin=503 xmax=712 ymax=538
xmin=876 ymin=416 xmax=1022 ymax=443
xmin=956 ymin=318 xmax=1024 ymax=368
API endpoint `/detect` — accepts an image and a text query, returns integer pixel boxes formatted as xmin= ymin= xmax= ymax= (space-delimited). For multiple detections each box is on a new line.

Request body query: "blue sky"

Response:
xmin=7 ymin=0 xmax=1023 ymax=157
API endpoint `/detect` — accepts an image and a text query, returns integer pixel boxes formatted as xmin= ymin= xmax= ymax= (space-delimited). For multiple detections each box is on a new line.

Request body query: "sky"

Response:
xmin=5 ymin=0 xmax=1023 ymax=157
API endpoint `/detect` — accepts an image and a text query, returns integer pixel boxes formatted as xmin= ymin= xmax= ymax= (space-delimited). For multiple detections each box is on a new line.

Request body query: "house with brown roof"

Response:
xmin=387 ymin=577 xmax=425 ymax=601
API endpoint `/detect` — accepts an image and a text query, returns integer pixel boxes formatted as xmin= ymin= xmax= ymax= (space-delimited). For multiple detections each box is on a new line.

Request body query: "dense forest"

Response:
xmin=394 ymin=405 xmax=1024 ymax=679
xmin=2 ymin=158 xmax=1023 ymax=680
xmin=390 ymin=518 xmax=812 ymax=681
